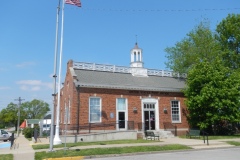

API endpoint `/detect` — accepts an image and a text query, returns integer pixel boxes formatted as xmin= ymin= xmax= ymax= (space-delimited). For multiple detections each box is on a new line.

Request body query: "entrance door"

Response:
xmin=118 ymin=112 xmax=125 ymax=129
xmin=144 ymin=103 xmax=156 ymax=130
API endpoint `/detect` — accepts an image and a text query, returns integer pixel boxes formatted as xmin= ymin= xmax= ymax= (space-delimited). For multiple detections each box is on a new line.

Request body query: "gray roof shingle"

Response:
xmin=74 ymin=69 xmax=186 ymax=92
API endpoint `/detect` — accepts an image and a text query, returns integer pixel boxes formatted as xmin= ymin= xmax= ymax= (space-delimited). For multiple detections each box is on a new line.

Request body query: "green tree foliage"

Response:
xmin=21 ymin=99 xmax=50 ymax=119
xmin=165 ymin=21 xmax=221 ymax=73
xmin=216 ymin=14 xmax=240 ymax=70
xmin=216 ymin=14 xmax=240 ymax=49
xmin=0 ymin=99 xmax=50 ymax=129
xmin=0 ymin=103 xmax=21 ymax=129
xmin=184 ymin=57 xmax=240 ymax=132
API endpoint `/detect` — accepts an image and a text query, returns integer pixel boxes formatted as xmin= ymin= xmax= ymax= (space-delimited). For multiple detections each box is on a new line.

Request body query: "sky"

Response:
xmin=0 ymin=0 xmax=239 ymax=111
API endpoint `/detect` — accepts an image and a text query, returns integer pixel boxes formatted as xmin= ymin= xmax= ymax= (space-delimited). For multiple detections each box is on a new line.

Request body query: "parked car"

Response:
xmin=0 ymin=129 xmax=12 ymax=142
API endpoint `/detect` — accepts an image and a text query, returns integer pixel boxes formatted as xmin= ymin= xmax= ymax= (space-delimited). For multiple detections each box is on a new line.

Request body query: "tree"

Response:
xmin=0 ymin=103 xmax=22 ymax=129
xmin=21 ymin=99 xmax=50 ymax=119
xmin=165 ymin=21 xmax=221 ymax=74
xmin=184 ymin=57 xmax=240 ymax=134
xmin=215 ymin=14 xmax=240 ymax=70
xmin=0 ymin=99 xmax=50 ymax=129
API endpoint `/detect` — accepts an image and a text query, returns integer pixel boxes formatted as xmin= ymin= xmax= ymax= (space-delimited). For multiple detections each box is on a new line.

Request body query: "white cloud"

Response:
xmin=17 ymin=80 xmax=42 ymax=85
xmin=16 ymin=80 xmax=52 ymax=91
xmin=0 ymin=86 xmax=10 ymax=90
xmin=31 ymin=86 xmax=41 ymax=91
xmin=16 ymin=61 xmax=36 ymax=68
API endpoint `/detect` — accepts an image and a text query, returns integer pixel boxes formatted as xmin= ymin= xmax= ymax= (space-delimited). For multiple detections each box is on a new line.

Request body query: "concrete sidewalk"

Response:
xmin=1 ymin=135 xmax=240 ymax=160
xmin=0 ymin=133 xmax=35 ymax=160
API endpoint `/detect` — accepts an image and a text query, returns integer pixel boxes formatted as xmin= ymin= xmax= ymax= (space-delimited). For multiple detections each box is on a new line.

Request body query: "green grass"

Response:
xmin=35 ymin=144 xmax=191 ymax=160
xmin=32 ymin=139 xmax=159 ymax=150
xmin=179 ymin=134 xmax=240 ymax=140
xmin=0 ymin=154 xmax=14 ymax=160
xmin=225 ymin=141 xmax=240 ymax=146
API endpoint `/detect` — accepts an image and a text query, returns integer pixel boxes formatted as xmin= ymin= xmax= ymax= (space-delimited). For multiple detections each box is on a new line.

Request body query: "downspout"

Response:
xmin=77 ymin=85 xmax=80 ymax=134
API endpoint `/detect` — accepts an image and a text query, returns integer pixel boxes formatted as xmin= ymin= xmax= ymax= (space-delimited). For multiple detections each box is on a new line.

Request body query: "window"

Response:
xmin=171 ymin=101 xmax=181 ymax=123
xmin=144 ymin=103 xmax=155 ymax=109
xmin=68 ymin=98 xmax=71 ymax=124
xmin=89 ymin=97 xmax=101 ymax=122
xmin=117 ymin=98 xmax=126 ymax=110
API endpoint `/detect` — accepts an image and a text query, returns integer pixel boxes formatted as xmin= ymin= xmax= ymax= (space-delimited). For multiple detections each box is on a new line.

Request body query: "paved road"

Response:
xmin=92 ymin=147 xmax=240 ymax=160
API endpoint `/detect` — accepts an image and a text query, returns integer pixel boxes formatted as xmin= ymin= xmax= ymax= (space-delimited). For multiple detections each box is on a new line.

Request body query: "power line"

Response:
xmin=67 ymin=7 xmax=240 ymax=12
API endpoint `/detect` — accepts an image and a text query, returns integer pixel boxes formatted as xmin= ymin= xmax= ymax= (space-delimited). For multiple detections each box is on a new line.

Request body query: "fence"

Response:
xmin=163 ymin=122 xmax=177 ymax=136
xmin=59 ymin=121 xmax=135 ymax=135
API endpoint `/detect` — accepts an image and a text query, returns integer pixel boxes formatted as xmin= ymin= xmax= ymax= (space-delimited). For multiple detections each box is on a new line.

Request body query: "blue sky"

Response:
xmin=0 ymin=0 xmax=239 ymax=111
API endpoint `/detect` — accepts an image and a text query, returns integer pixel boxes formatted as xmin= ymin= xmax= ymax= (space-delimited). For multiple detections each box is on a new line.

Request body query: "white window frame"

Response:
xmin=89 ymin=97 xmax=102 ymax=123
xmin=68 ymin=98 xmax=71 ymax=124
xmin=171 ymin=100 xmax=181 ymax=123
xmin=116 ymin=98 xmax=128 ymax=130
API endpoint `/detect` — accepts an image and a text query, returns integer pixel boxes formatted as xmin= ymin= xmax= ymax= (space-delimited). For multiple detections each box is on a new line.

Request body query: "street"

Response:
xmin=92 ymin=147 xmax=240 ymax=160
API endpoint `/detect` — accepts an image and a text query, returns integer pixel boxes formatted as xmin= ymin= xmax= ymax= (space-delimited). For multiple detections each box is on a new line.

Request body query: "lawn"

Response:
xmin=179 ymin=134 xmax=240 ymax=140
xmin=35 ymin=144 xmax=191 ymax=160
xmin=226 ymin=141 xmax=240 ymax=146
xmin=0 ymin=154 xmax=13 ymax=160
xmin=32 ymin=139 xmax=159 ymax=150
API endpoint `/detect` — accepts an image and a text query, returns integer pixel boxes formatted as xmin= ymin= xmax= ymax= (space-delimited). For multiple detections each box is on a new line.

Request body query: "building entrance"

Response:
xmin=118 ymin=112 xmax=125 ymax=129
xmin=143 ymin=103 xmax=155 ymax=130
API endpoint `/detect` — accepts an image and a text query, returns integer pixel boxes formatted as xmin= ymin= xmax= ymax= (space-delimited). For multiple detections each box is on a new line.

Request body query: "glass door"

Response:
xmin=118 ymin=112 xmax=125 ymax=129
xmin=116 ymin=98 xmax=127 ymax=130
xmin=144 ymin=110 xmax=155 ymax=130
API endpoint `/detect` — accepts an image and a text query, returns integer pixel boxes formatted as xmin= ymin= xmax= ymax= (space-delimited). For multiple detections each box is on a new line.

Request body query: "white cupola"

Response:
xmin=130 ymin=42 xmax=144 ymax=68
xmin=130 ymin=42 xmax=148 ymax=77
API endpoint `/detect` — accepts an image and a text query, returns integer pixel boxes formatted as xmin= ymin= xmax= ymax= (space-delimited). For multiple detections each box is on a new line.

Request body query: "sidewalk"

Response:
xmin=1 ymin=135 xmax=240 ymax=160
xmin=0 ymin=133 xmax=35 ymax=160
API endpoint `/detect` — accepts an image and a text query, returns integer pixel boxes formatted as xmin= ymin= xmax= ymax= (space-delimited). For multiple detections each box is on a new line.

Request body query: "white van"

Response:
xmin=0 ymin=129 xmax=11 ymax=142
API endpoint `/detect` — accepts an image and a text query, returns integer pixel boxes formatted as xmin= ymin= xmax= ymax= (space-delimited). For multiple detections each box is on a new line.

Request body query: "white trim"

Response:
xmin=89 ymin=97 xmax=102 ymax=123
xmin=73 ymin=61 xmax=187 ymax=78
xmin=116 ymin=98 xmax=128 ymax=130
xmin=171 ymin=100 xmax=181 ymax=123
xmin=141 ymin=98 xmax=159 ymax=130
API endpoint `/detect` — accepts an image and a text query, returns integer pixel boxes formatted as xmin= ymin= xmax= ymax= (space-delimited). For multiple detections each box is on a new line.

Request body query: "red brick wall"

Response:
xmin=68 ymin=87 xmax=188 ymax=132
xmin=57 ymin=60 xmax=189 ymax=135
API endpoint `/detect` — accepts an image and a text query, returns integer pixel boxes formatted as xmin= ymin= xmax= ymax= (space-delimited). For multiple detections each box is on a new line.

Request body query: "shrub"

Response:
xmin=23 ymin=128 xmax=34 ymax=138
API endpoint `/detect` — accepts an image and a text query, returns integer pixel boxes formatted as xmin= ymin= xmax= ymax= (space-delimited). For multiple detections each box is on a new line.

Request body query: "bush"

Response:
xmin=23 ymin=128 xmax=34 ymax=138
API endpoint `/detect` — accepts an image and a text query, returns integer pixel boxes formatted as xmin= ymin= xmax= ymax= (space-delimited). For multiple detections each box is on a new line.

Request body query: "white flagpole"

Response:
xmin=49 ymin=0 xmax=61 ymax=151
xmin=54 ymin=0 xmax=65 ymax=145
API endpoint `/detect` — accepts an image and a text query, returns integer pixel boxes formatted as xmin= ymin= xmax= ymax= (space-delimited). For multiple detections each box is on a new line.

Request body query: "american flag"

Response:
xmin=65 ymin=0 xmax=81 ymax=7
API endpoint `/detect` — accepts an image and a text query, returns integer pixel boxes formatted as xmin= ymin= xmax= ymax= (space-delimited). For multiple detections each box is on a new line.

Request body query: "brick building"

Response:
xmin=57 ymin=43 xmax=189 ymax=136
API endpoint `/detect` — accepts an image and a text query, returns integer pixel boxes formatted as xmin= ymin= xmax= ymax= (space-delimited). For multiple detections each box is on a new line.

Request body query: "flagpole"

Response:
xmin=49 ymin=0 xmax=61 ymax=151
xmin=54 ymin=0 xmax=65 ymax=145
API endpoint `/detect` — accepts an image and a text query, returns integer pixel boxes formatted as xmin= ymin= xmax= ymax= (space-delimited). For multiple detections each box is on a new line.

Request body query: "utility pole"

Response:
xmin=15 ymin=97 xmax=24 ymax=137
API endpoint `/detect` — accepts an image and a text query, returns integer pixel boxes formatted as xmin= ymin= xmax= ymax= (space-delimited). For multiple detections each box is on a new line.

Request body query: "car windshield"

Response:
xmin=1 ymin=130 xmax=8 ymax=134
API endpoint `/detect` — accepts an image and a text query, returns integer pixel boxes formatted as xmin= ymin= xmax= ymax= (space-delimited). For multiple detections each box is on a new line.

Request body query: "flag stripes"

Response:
xmin=65 ymin=0 xmax=81 ymax=7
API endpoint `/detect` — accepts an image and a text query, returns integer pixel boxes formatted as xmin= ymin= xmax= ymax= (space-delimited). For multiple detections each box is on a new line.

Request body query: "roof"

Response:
xmin=74 ymin=69 xmax=186 ymax=92
xmin=26 ymin=119 xmax=40 ymax=124
xmin=44 ymin=114 xmax=51 ymax=119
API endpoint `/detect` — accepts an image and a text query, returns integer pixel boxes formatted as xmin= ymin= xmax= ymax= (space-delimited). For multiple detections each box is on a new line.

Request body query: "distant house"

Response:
xmin=26 ymin=119 xmax=40 ymax=128
xmin=21 ymin=114 xmax=51 ymax=132
xmin=56 ymin=43 xmax=189 ymax=136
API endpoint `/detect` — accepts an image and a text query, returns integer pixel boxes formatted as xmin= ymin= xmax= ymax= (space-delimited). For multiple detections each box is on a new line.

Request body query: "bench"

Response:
xmin=144 ymin=131 xmax=160 ymax=140
xmin=186 ymin=129 xmax=200 ymax=139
